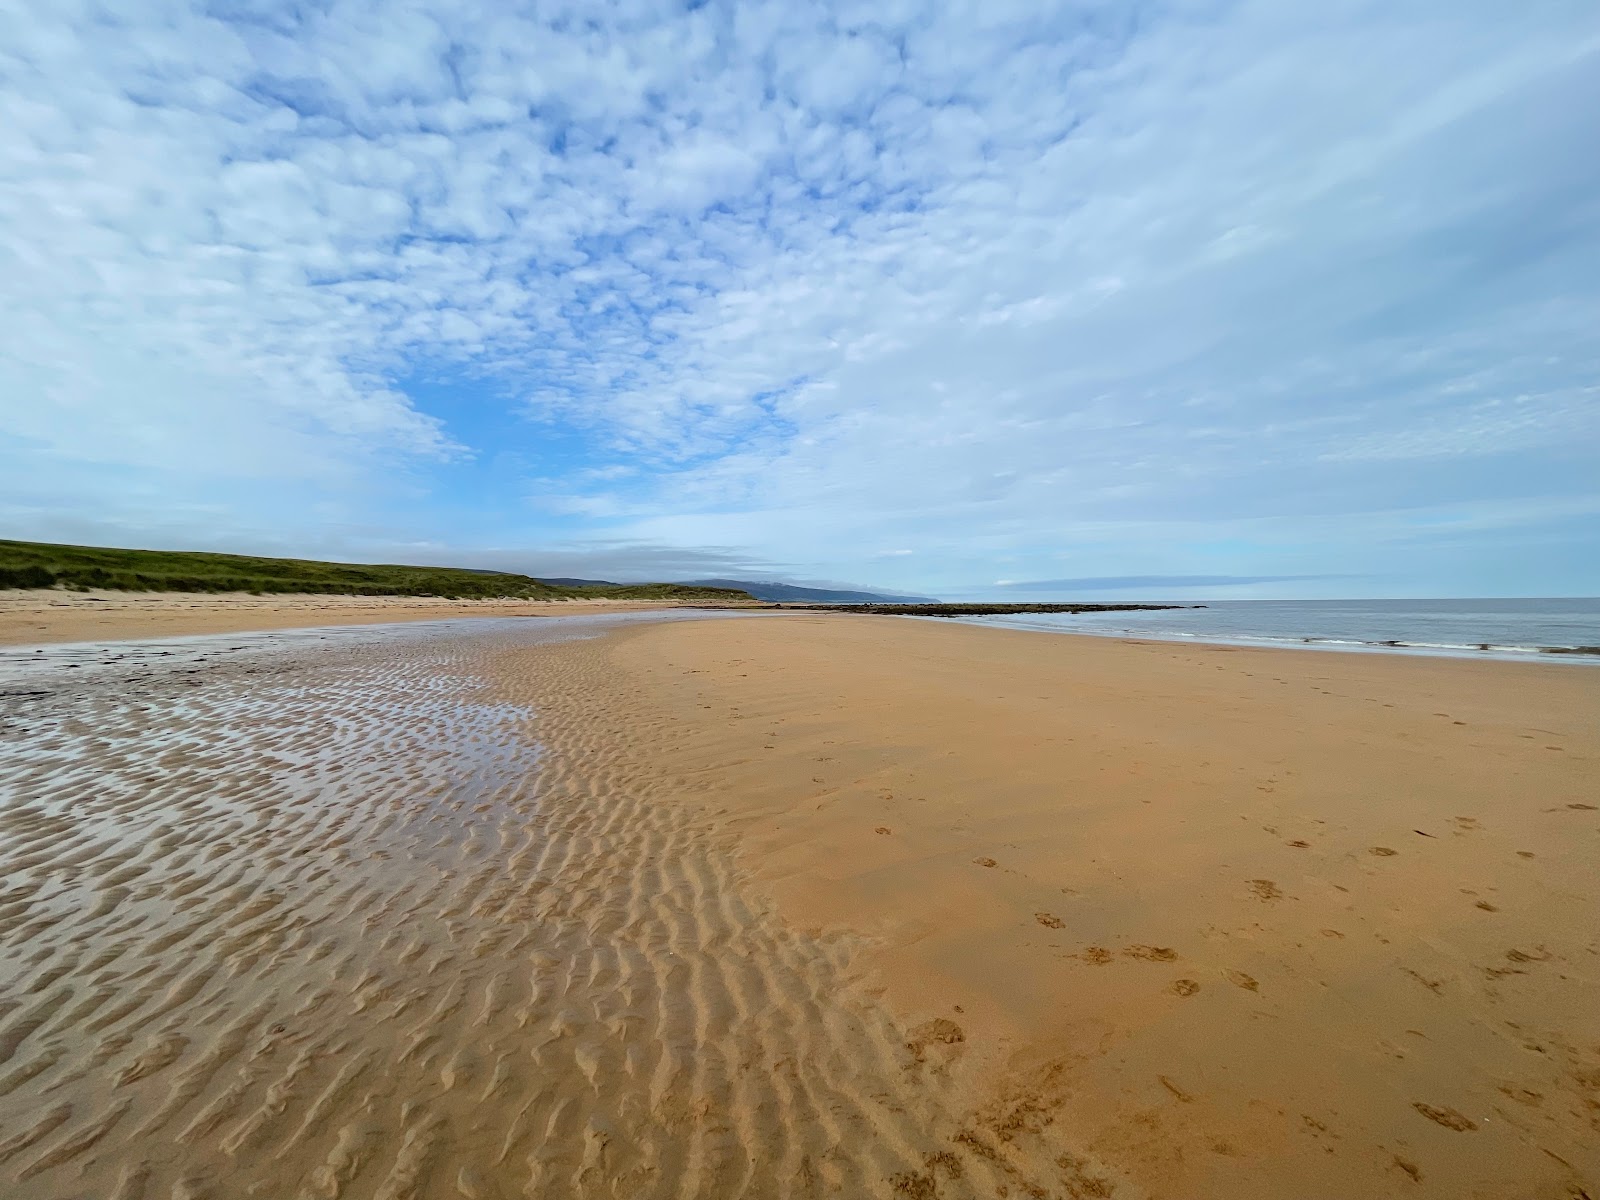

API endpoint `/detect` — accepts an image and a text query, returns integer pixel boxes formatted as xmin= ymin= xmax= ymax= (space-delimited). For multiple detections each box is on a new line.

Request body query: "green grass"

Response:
xmin=0 ymin=539 xmax=753 ymax=602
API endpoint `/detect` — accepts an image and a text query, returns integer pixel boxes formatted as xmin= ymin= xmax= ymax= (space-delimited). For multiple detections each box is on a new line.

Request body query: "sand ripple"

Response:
xmin=0 ymin=617 xmax=1033 ymax=1198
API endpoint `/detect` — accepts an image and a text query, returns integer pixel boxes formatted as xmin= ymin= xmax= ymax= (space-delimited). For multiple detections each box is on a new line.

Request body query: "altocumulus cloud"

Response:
xmin=2 ymin=1 xmax=1598 ymax=595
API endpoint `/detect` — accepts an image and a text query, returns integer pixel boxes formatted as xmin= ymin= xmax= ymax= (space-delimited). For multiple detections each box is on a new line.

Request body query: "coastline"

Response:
xmin=939 ymin=597 xmax=1600 ymax=664
xmin=944 ymin=615 xmax=1600 ymax=664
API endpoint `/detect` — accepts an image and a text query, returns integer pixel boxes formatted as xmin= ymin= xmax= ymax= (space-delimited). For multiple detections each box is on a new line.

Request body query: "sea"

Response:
xmin=953 ymin=597 xmax=1600 ymax=661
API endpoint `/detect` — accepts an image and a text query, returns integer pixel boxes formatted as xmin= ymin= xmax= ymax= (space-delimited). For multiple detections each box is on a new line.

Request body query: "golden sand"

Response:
xmin=0 ymin=610 xmax=1595 ymax=1198
xmin=0 ymin=587 xmax=741 ymax=647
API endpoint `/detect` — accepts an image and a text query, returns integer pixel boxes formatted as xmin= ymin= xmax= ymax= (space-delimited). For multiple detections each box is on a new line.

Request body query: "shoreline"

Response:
xmin=936 ymin=613 xmax=1600 ymax=664
xmin=5 ymin=586 xmax=1596 ymax=670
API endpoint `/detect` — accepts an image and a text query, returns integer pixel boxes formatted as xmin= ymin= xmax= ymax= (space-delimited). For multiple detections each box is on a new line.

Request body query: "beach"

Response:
xmin=1 ymin=608 xmax=1595 ymax=1198
xmin=0 ymin=587 xmax=748 ymax=647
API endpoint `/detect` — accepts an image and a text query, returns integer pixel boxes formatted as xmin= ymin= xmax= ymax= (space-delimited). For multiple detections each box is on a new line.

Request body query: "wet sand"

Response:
xmin=0 ymin=588 xmax=744 ymax=647
xmin=1 ymin=612 xmax=1595 ymax=1198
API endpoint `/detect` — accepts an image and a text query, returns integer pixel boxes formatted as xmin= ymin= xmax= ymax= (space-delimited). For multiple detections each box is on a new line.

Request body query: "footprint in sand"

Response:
xmin=1369 ymin=847 xmax=1398 ymax=857
xmin=874 ymin=826 xmax=892 ymax=835
xmin=1248 ymin=879 xmax=1283 ymax=901
xmin=1224 ymin=970 xmax=1260 ymax=992
xmin=1412 ymin=1103 xmax=1477 ymax=1132
xmin=1505 ymin=947 xmax=1550 ymax=964
xmin=904 ymin=1019 xmax=965 ymax=1064
xmin=1034 ymin=912 xmax=1065 ymax=929
xmin=1170 ymin=979 xmax=1201 ymax=997
xmin=972 ymin=856 xmax=997 ymax=868
xmin=1078 ymin=947 xmax=1114 ymax=965
xmin=1123 ymin=945 xmax=1177 ymax=962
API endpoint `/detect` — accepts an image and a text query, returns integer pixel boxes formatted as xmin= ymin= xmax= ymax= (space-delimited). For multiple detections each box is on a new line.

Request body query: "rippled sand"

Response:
xmin=0 ymin=615 xmax=1040 ymax=1199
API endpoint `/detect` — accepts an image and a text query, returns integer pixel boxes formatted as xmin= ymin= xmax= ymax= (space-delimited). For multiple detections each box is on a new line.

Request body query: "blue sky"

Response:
xmin=2 ymin=1 xmax=1597 ymax=598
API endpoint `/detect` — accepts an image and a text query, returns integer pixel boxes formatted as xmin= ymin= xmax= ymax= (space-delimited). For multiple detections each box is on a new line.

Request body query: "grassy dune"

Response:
xmin=0 ymin=539 xmax=752 ymax=602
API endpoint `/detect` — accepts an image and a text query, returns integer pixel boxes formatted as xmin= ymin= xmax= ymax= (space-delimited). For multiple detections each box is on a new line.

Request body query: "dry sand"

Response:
xmin=0 ymin=587 xmax=745 ymax=647
xmin=0 ymin=610 xmax=1595 ymax=1199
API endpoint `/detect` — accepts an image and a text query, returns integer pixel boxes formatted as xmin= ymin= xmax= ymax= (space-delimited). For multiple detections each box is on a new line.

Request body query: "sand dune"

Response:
xmin=2 ymin=611 xmax=1595 ymax=1198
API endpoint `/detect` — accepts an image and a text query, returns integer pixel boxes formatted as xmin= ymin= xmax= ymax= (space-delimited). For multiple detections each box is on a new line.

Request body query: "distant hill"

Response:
xmin=0 ymin=539 xmax=753 ymax=602
xmin=681 ymin=579 xmax=940 ymax=604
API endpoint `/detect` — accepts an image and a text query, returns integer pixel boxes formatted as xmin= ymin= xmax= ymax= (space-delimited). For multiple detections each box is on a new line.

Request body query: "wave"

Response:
xmin=958 ymin=616 xmax=1600 ymax=661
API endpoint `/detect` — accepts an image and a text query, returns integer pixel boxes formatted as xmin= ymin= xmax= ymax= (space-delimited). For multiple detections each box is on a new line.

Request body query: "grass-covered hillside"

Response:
xmin=0 ymin=539 xmax=753 ymax=602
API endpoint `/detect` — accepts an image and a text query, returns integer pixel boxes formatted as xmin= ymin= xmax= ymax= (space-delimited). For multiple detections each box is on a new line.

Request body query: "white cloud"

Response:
xmin=2 ymin=0 xmax=1598 ymax=594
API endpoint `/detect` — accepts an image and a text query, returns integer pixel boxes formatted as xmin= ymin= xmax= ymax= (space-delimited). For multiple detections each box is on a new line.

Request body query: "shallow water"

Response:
xmin=956 ymin=596 xmax=1600 ymax=660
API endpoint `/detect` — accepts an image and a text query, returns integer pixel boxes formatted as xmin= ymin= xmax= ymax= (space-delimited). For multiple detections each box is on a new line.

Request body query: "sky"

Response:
xmin=2 ymin=1 xmax=1598 ymax=599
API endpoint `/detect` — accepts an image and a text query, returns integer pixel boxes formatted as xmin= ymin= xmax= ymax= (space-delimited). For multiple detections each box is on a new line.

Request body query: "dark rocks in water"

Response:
xmin=1540 ymin=645 xmax=1600 ymax=656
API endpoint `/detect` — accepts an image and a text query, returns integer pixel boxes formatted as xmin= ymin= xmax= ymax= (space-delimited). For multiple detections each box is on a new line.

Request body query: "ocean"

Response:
xmin=953 ymin=597 xmax=1600 ymax=661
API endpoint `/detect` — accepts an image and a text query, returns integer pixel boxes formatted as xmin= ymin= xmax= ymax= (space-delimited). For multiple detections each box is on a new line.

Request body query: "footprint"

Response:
xmin=1505 ymin=947 xmax=1550 ymax=964
xmin=1170 ymin=979 xmax=1201 ymax=997
xmin=1286 ymin=839 xmax=1310 ymax=848
xmin=1412 ymin=1102 xmax=1477 ymax=1132
xmin=1079 ymin=947 xmax=1113 ymax=966
xmin=1248 ymin=879 xmax=1282 ymax=901
xmin=972 ymin=857 xmax=997 ymax=868
xmin=905 ymin=1019 xmax=965 ymax=1063
xmin=1123 ymin=945 xmax=1177 ymax=962
xmin=874 ymin=826 xmax=892 ymax=835
xmin=1369 ymin=847 xmax=1397 ymax=857
xmin=1224 ymin=970 xmax=1260 ymax=992
xmin=1034 ymin=912 xmax=1064 ymax=930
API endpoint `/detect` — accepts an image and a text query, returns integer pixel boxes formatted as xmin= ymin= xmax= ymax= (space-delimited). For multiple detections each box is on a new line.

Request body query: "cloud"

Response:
xmin=991 ymin=575 xmax=1347 ymax=593
xmin=2 ymin=2 xmax=1598 ymax=596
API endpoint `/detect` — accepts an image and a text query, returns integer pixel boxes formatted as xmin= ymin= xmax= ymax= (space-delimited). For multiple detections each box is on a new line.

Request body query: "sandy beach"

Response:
xmin=1 ymin=608 xmax=1595 ymax=1198
xmin=0 ymin=588 xmax=751 ymax=647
